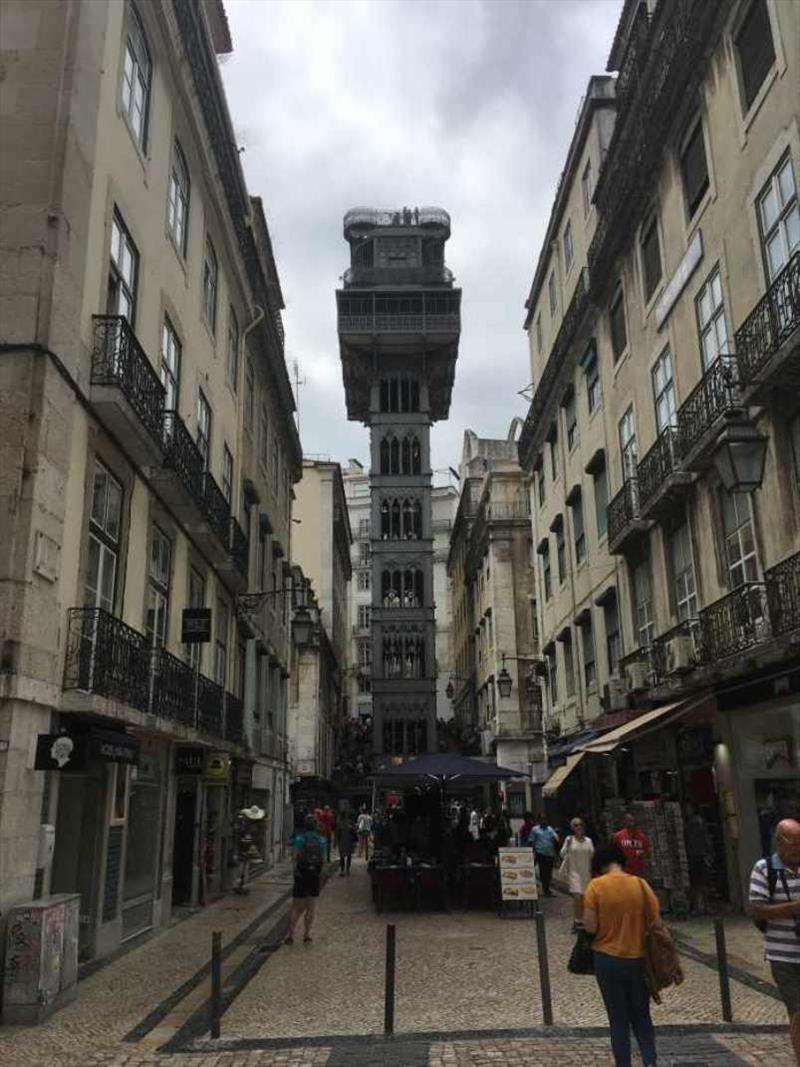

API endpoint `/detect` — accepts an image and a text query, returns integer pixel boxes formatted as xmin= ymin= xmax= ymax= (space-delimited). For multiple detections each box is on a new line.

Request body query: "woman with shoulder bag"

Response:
xmin=560 ymin=817 xmax=595 ymax=931
xmin=582 ymin=843 xmax=662 ymax=1067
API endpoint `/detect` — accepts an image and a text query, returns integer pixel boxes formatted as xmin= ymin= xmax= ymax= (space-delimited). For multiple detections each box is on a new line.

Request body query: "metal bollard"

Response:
xmin=714 ymin=918 xmax=733 ymax=1023
xmin=534 ymin=901 xmax=554 ymax=1027
xmin=384 ymin=923 xmax=396 ymax=1036
xmin=210 ymin=929 xmax=223 ymax=1039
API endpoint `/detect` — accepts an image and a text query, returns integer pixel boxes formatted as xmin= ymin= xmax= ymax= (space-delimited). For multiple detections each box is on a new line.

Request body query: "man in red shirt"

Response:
xmin=613 ymin=811 xmax=650 ymax=878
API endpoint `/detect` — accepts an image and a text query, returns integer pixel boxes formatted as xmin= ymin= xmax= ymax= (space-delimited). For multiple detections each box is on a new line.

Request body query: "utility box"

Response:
xmin=2 ymin=894 xmax=80 ymax=1025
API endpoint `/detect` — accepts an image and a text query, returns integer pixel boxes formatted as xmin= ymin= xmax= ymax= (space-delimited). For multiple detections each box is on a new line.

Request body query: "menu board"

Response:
xmin=499 ymin=848 xmax=538 ymax=901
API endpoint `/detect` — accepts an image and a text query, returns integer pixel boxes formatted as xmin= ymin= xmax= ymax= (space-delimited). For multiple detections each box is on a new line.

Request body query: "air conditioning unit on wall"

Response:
xmin=625 ymin=661 xmax=650 ymax=692
xmin=666 ymin=635 xmax=694 ymax=674
xmin=603 ymin=676 xmax=628 ymax=712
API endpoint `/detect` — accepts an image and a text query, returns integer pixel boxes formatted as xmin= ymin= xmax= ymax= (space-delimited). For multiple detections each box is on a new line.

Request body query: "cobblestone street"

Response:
xmin=0 ymin=859 xmax=792 ymax=1067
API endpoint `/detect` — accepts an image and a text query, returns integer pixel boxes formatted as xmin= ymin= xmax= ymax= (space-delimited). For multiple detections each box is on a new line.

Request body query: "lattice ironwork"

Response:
xmin=202 ymin=470 xmax=230 ymax=546
xmin=162 ymin=411 xmax=206 ymax=508
xmin=765 ymin=550 xmax=800 ymax=638
xmin=735 ymin=252 xmax=800 ymax=385
xmin=63 ymin=607 xmax=150 ymax=711
xmin=91 ymin=315 xmax=166 ymax=446
xmin=607 ymin=478 xmax=642 ymax=550
xmin=699 ymin=583 xmax=772 ymax=662
xmin=229 ymin=516 xmax=249 ymax=580
xmin=197 ymin=673 xmax=224 ymax=738
xmin=225 ymin=692 xmax=245 ymax=744
xmin=676 ymin=355 xmax=742 ymax=460
xmin=637 ymin=426 xmax=684 ymax=511
xmin=650 ymin=618 xmax=703 ymax=680
xmin=150 ymin=647 xmax=196 ymax=726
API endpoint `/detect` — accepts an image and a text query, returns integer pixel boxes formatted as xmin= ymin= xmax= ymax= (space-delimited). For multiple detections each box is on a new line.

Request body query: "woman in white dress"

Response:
xmin=560 ymin=817 xmax=594 ymax=930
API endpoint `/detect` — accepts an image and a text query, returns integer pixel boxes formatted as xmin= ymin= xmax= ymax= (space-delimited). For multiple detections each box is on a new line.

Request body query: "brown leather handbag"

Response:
xmin=639 ymin=878 xmax=684 ymax=1003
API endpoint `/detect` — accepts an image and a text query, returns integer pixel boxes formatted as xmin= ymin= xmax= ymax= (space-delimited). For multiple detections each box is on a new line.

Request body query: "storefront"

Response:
xmin=201 ymin=751 xmax=233 ymax=902
xmin=172 ymin=746 xmax=204 ymax=907
xmin=121 ymin=737 xmax=167 ymax=939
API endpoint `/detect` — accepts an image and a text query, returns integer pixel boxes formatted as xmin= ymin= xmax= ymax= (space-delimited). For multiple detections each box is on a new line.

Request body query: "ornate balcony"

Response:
xmin=90 ymin=316 xmax=166 ymax=467
xmin=343 ymin=265 xmax=454 ymax=288
xmin=219 ymin=516 xmax=249 ymax=592
xmin=607 ymin=478 xmax=651 ymax=555
xmin=337 ymin=290 xmax=461 ymax=342
xmin=637 ymin=427 xmax=693 ymax=519
xmin=765 ymin=550 xmax=800 ymax=639
xmin=150 ymin=647 xmax=196 ymax=727
xmin=225 ymin=692 xmax=245 ymax=744
xmin=187 ymin=469 xmax=232 ymax=566
xmin=734 ymin=252 xmax=800 ymax=402
xmin=650 ymin=618 xmax=703 ymax=679
xmin=63 ymin=607 xmax=151 ymax=711
xmin=197 ymin=673 xmax=224 ymax=737
xmin=699 ymin=583 xmax=772 ymax=663
xmin=676 ymin=355 xmax=745 ymax=471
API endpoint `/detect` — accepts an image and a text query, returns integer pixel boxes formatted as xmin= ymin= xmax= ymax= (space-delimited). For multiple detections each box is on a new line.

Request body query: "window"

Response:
xmin=652 ymin=348 xmax=677 ymax=433
xmin=604 ymin=601 xmax=621 ymax=677
xmin=222 ymin=445 xmax=233 ymax=504
xmin=758 ymin=154 xmax=799 ymax=282
xmin=168 ymin=141 xmax=190 ymax=254
xmin=548 ymin=271 xmax=558 ymax=315
xmin=258 ymin=534 xmax=268 ymax=590
xmin=696 ymin=267 xmax=730 ymax=370
xmin=215 ymin=599 xmax=228 ymax=687
xmin=563 ymin=221 xmax=574 ymax=274
xmin=259 ymin=406 xmax=269 ymax=468
xmin=571 ymin=493 xmax=585 ymax=565
xmin=548 ymin=648 xmax=558 ymax=707
xmin=680 ymin=122 xmax=709 ymax=219
xmin=548 ymin=427 xmax=559 ymax=480
xmin=535 ymin=315 xmax=543 ymax=355
xmin=108 ymin=211 xmax=139 ymax=323
xmin=633 ymin=561 xmax=655 ymax=648
xmin=358 ymin=605 xmax=371 ymax=629
xmin=586 ymin=352 xmax=601 ymax=413
xmin=85 ymin=462 xmax=122 ymax=614
xmin=226 ymin=307 xmax=239 ymax=391
xmin=579 ymin=616 xmax=596 ymax=688
xmin=640 ymin=214 xmax=662 ymax=303
xmin=359 ymin=517 xmax=370 ymax=538
xmin=609 ymin=284 xmax=627 ymax=362
xmin=619 ymin=407 xmax=637 ymax=479
xmin=593 ymin=463 xmax=608 ymax=540
xmin=555 ymin=522 xmax=566 ymax=583
xmin=530 ymin=598 xmax=539 ymax=645
xmin=203 ymin=237 xmax=218 ymax=332
xmin=187 ymin=567 xmax=205 ymax=669
xmin=161 ymin=317 xmax=181 ymax=411
xmin=196 ymin=390 xmax=211 ymax=468
xmin=244 ymin=360 xmax=254 ymax=434
xmin=359 ymin=542 xmax=371 ymax=567
xmin=563 ymin=635 xmax=575 ymax=697
xmin=735 ymin=0 xmax=775 ymax=111
xmin=541 ymin=542 xmax=552 ymax=601
xmin=357 ymin=570 xmax=371 ymax=591
xmin=582 ymin=158 xmax=594 ymax=217
xmin=669 ymin=522 xmax=697 ymax=621
xmin=120 ymin=6 xmax=151 ymax=149
xmin=535 ymin=459 xmax=546 ymax=507
xmin=358 ymin=639 xmax=372 ymax=668
xmin=565 ymin=392 xmax=578 ymax=450
xmin=721 ymin=491 xmax=759 ymax=588
xmin=146 ymin=526 xmax=171 ymax=648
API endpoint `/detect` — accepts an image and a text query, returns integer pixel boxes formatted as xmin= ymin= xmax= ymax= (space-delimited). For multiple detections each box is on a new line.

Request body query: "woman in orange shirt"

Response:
xmin=583 ymin=843 xmax=661 ymax=1067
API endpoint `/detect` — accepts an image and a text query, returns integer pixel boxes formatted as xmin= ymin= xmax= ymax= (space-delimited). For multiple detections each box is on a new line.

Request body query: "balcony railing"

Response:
xmin=614 ymin=5 xmax=652 ymax=119
xmin=343 ymin=265 xmax=454 ymax=287
xmin=765 ymin=550 xmax=800 ymax=639
xmin=734 ymin=252 xmax=800 ymax=386
xmin=699 ymin=582 xmax=772 ymax=662
xmin=607 ymin=478 xmax=643 ymax=551
xmin=197 ymin=673 xmax=224 ymax=737
xmin=650 ymin=618 xmax=703 ymax=679
xmin=64 ymin=607 xmax=151 ymax=711
xmin=676 ymin=355 xmax=742 ymax=463
xmin=225 ymin=692 xmax=245 ymax=744
xmin=338 ymin=311 xmax=460 ymax=334
xmin=162 ymin=411 xmax=206 ymax=508
xmin=229 ymin=516 xmax=249 ymax=580
xmin=91 ymin=315 xmax=166 ymax=447
xmin=151 ymin=646 xmax=196 ymax=726
xmin=202 ymin=470 xmax=231 ymax=545
xmin=637 ymin=426 xmax=686 ymax=513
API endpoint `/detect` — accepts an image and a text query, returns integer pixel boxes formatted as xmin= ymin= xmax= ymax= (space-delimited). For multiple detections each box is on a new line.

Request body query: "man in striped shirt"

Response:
xmin=749 ymin=818 xmax=800 ymax=1060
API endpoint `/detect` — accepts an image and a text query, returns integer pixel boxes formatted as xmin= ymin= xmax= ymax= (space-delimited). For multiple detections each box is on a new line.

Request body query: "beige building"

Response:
xmin=520 ymin=0 xmax=799 ymax=902
xmin=448 ymin=429 xmax=543 ymax=812
xmin=288 ymin=460 xmax=352 ymax=800
xmin=0 ymin=0 xmax=301 ymax=965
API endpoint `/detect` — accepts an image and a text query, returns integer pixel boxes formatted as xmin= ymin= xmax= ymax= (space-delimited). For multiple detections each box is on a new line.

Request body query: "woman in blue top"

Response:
xmin=286 ymin=815 xmax=326 ymax=944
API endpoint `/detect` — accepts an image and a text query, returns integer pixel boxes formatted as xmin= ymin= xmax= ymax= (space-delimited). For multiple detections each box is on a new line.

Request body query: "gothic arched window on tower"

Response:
xmin=401 ymin=436 xmax=411 ymax=474
xmin=411 ymin=436 xmax=421 ymax=474
xmin=390 ymin=435 xmax=400 ymax=474
xmin=381 ymin=499 xmax=390 ymax=538
xmin=391 ymin=499 xmax=402 ymax=538
xmin=380 ymin=437 xmax=390 ymax=474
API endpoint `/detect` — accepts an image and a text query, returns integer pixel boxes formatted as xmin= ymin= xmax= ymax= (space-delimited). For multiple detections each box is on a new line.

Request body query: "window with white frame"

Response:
xmin=226 ymin=306 xmax=239 ymax=391
xmin=196 ymin=390 xmax=211 ymax=468
xmin=668 ymin=522 xmax=697 ymax=621
xmin=563 ymin=221 xmax=574 ymax=274
xmin=581 ymin=157 xmax=593 ymax=217
xmin=203 ymin=237 xmax=218 ymax=333
xmin=358 ymin=638 xmax=372 ymax=668
xmin=168 ymin=141 xmax=190 ymax=255
xmin=222 ymin=445 xmax=233 ymax=503
xmin=632 ymin=560 xmax=655 ymax=648
xmin=357 ymin=570 xmax=371 ymax=591
xmin=619 ymin=407 xmax=637 ymax=479
xmin=120 ymin=6 xmax=151 ymax=150
xmin=757 ymin=153 xmax=799 ymax=282
xmin=695 ymin=267 xmax=730 ymax=371
xmin=358 ymin=605 xmax=371 ymax=629
xmin=161 ymin=317 xmax=180 ymax=411
xmin=652 ymin=348 xmax=677 ymax=433
xmin=735 ymin=0 xmax=776 ymax=113
xmin=108 ymin=211 xmax=139 ymax=323
xmin=721 ymin=491 xmax=759 ymax=588
xmin=548 ymin=271 xmax=558 ymax=316
xmin=640 ymin=213 xmax=662 ymax=303
xmin=579 ymin=616 xmax=596 ymax=688
xmin=146 ymin=525 xmax=171 ymax=648
xmin=85 ymin=462 xmax=122 ymax=614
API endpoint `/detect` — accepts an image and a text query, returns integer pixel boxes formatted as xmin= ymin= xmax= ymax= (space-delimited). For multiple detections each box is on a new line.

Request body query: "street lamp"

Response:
xmin=292 ymin=604 xmax=313 ymax=647
xmin=496 ymin=659 xmax=513 ymax=699
xmin=711 ymin=423 xmax=768 ymax=493
xmin=496 ymin=652 xmax=543 ymax=702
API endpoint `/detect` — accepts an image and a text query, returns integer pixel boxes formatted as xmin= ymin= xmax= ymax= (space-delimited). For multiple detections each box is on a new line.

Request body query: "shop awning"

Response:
xmin=577 ymin=695 xmax=713 ymax=754
xmin=541 ymin=751 xmax=586 ymax=797
xmin=547 ymin=729 xmax=598 ymax=760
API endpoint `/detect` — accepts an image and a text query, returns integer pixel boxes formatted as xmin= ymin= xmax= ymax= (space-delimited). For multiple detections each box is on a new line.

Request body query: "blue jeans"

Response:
xmin=594 ymin=951 xmax=656 ymax=1067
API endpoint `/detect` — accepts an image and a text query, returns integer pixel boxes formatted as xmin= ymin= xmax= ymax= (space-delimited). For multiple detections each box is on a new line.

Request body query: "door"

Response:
xmin=172 ymin=783 xmax=198 ymax=906
xmin=51 ymin=767 xmax=105 ymax=961
xmin=122 ymin=751 xmax=163 ymax=939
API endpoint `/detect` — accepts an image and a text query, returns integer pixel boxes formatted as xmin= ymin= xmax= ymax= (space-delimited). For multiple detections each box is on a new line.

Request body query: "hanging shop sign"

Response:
xmin=34 ymin=733 xmax=86 ymax=771
xmin=204 ymin=751 xmax=231 ymax=782
xmin=499 ymin=848 xmax=538 ymax=901
xmin=181 ymin=608 xmax=212 ymax=644
xmin=175 ymin=746 xmax=206 ymax=775
xmin=89 ymin=728 xmax=139 ymax=765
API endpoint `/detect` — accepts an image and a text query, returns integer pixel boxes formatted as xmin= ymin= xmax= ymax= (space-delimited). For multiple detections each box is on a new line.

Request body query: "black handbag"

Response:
xmin=567 ymin=929 xmax=595 ymax=975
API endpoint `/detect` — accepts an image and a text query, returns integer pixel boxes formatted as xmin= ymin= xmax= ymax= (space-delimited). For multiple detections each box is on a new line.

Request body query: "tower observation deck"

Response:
xmin=336 ymin=206 xmax=461 ymax=756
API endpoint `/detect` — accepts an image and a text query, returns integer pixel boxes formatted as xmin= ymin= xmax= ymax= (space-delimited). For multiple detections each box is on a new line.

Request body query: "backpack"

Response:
xmin=753 ymin=855 xmax=790 ymax=932
xmin=297 ymin=832 xmax=323 ymax=870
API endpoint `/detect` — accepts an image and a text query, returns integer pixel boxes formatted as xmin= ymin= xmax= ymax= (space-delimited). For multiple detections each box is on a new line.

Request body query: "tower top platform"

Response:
xmin=344 ymin=207 xmax=451 ymax=241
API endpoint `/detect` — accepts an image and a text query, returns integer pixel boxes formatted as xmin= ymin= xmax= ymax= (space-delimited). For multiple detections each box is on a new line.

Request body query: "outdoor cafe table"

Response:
xmin=460 ymin=862 xmax=500 ymax=909
xmin=371 ymin=862 xmax=448 ymax=912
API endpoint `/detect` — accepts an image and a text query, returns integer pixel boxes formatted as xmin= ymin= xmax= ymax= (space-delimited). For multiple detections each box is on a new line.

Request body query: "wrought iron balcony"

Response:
xmin=607 ymin=477 xmax=651 ymax=555
xmin=150 ymin=647 xmax=196 ymax=726
xmin=63 ymin=607 xmax=150 ymax=711
xmin=343 ymin=265 xmax=454 ymax=288
xmin=765 ymin=550 xmax=800 ymax=639
xmin=161 ymin=411 xmax=206 ymax=510
xmin=676 ymin=355 xmax=744 ymax=470
xmin=229 ymin=516 xmax=249 ymax=580
xmin=699 ymin=583 xmax=772 ymax=663
xmin=90 ymin=316 xmax=166 ymax=466
xmin=637 ymin=426 xmax=693 ymax=519
xmin=337 ymin=291 xmax=461 ymax=338
xmin=734 ymin=252 xmax=800 ymax=399
xmin=197 ymin=673 xmax=224 ymax=737
xmin=225 ymin=692 xmax=245 ymax=744
xmin=650 ymin=618 xmax=703 ymax=679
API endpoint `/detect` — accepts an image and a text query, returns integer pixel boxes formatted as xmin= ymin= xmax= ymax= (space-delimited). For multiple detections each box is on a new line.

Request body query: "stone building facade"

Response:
xmin=336 ymin=208 xmax=461 ymax=757
xmin=519 ymin=0 xmax=799 ymax=902
xmin=0 ymin=0 xmax=301 ymax=963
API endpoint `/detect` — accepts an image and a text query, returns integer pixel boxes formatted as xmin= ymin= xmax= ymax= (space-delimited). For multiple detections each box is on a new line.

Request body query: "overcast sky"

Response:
xmin=221 ymin=0 xmax=620 ymax=474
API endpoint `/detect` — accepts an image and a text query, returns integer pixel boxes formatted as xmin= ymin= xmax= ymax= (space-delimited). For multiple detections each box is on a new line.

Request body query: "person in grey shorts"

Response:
xmin=749 ymin=818 xmax=800 ymax=1061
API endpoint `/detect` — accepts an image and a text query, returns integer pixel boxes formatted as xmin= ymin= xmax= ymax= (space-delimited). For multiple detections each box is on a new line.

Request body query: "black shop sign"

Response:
xmin=175 ymin=746 xmax=205 ymax=775
xmin=182 ymin=608 xmax=212 ymax=644
xmin=34 ymin=728 xmax=138 ymax=771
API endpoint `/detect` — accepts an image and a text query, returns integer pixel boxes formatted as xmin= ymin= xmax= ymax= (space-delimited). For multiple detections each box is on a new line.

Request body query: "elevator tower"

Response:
xmin=337 ymin=207 xmax=461 ymax=756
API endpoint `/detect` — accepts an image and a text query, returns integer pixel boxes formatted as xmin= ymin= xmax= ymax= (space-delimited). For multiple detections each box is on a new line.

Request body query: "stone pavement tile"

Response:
xmin=714 ymin=1032 xmax=796 ymax=1065
xmin=668 ymin=914 xmax=774 ymax=986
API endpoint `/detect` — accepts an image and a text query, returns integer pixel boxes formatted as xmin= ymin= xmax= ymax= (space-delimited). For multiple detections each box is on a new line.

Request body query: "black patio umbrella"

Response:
xmin=371 ymin=752 xmax=525 ymax=786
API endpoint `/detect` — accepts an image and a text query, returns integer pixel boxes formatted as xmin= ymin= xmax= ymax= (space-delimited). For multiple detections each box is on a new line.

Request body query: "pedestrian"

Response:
xmin=583 ymin=842 xmax=661 ymax=1067
xmin=529 ymin=814 xmax=560 ymax=897
xmin=356 ymin=805 xmax=373 ymax=859
xmin=613 ymin=811 xmax=650 ymax=879
xmin=286 ymin=815 xmax=326 ymax=945
xmin=518 ymin=810 xmax=534 ymax=847
xmin=469 ymin=806 xmax=480 ymax=841
xmin=749 ymin=817 xmax=800 ymax=1062
xmin=683 ymin=803 xmax=713 ymax=916
xmin=560 ymin=817 xmax=595 ymax=930
xmin=336 ymin=814 xmax=356 ymax=876
xmin=319 ymin=804 xmax=335 ymax=861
